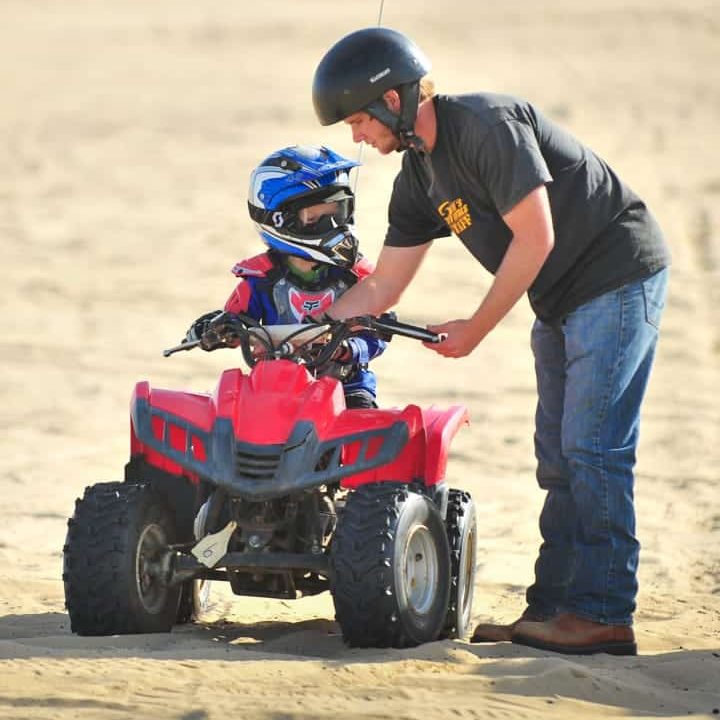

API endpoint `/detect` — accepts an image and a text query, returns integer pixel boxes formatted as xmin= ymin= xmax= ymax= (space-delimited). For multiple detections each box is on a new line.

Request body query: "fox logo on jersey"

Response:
xmin=288 ymin=288 xmax=335 ymax=321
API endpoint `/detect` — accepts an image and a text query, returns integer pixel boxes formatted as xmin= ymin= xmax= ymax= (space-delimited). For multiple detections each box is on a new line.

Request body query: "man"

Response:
xmin=311 ymin=27 xmax=670 ymax=655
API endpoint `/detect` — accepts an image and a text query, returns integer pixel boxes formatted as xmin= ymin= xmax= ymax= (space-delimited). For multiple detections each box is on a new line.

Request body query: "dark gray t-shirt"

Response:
xmin=386 ymin=93 xmax=670 ymax=322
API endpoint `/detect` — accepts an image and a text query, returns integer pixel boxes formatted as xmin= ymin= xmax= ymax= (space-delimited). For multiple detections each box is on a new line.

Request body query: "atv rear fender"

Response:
xmin=340 ymin=404 xmax=468 ymax=489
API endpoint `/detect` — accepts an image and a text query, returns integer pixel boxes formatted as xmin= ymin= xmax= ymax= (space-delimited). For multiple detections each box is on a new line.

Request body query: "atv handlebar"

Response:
xmin=163 ymin=313 xmax=443 ymax=367
xmin=364 ymin=315 xmax=442 ymax=344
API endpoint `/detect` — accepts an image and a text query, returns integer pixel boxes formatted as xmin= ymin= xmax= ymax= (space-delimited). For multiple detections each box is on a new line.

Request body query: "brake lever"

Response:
xmin=163 ymin=340 xmax=201 ymax=357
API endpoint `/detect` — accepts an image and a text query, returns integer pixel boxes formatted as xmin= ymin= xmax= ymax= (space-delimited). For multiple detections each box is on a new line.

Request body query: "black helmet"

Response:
xmin=312 ymin=27 xmax=431 ymax=149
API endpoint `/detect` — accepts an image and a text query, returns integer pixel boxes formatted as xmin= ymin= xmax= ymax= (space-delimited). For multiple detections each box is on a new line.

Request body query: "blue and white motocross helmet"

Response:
xmin=247 ymin=145 xmax=360 ymax=268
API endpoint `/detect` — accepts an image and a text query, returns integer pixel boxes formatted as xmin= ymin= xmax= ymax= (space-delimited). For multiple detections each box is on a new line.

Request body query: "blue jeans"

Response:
xmin=526 ymin=268 xmax=668 ymax=625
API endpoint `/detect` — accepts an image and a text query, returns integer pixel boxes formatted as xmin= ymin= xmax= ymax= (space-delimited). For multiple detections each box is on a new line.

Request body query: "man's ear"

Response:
xmin=383 ymin=89 xmax=401 ymax=113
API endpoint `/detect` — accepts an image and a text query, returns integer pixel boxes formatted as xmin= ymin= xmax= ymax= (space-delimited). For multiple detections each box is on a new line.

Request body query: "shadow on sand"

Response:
xmin=0 ymin=611 xmax=718 ymax=717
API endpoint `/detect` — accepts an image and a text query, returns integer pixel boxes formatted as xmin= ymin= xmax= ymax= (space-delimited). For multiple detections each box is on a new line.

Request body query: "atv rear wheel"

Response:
xmin=442 ymin=489 xmax=477 ymax=639
xmin=63 ymin=482 xmax=181 ymax=636
xmin=331 ymin=483 xmax=451 ymax=648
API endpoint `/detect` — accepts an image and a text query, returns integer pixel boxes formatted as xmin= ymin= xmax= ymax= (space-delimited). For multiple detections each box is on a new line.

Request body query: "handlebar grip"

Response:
xmin=423 ymin=331 xmax=445 ymax=344
xmin=370 ymin=316 xmax=444 ymax=344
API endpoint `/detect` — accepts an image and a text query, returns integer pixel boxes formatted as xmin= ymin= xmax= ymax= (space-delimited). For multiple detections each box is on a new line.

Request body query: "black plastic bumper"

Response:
xmin=132 ymin=398 xmax=408 ymax=501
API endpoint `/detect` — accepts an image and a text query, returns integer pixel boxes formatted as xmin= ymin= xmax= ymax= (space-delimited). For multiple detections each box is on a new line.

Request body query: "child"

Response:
xmin=185 ymin=145 xmax=385 ymax=409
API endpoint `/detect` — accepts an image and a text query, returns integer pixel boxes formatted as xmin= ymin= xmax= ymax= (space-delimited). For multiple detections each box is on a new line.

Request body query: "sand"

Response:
xmin=1 ymin=1 xmax=718 ymax=718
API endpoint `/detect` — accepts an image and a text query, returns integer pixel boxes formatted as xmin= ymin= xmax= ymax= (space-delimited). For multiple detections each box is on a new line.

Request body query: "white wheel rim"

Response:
xmin=459 ymin=524 xmax=477 ymax=624
xmin=403 ymin=524 xmax=439 ymax=615
xmin=136 ymin=523 xmax=169 ymax=614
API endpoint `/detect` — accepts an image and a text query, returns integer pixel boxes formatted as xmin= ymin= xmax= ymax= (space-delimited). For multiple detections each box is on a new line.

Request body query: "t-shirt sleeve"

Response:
xmin=477 ymin=120 xmax=553 ymax=216
xmin=384 ymin=167 xmax=450 ymax=247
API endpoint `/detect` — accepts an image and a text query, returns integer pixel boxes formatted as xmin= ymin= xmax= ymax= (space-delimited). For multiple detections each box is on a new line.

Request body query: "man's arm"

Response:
xmin=329 ymin=242 xmax=432 ymax=319
xmin=428 ymin=184 xmax=554 ymax=357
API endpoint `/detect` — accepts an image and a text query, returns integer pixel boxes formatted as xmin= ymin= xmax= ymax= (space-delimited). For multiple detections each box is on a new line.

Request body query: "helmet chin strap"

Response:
xmin=365 ymin=81 xmax=426 ymax=154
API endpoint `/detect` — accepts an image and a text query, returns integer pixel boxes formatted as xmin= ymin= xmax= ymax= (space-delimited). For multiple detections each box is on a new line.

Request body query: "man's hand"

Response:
xmin=424 ymin=319 xmax=487 ymax=358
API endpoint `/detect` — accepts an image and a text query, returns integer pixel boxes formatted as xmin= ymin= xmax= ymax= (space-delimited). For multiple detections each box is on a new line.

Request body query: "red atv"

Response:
xmin=62 ymin=314 xmax=476 ymax=647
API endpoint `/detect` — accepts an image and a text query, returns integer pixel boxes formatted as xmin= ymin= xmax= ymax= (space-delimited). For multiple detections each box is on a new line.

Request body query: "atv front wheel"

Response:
xmin=442 ymin=489 xmax=477 ymax=639
xmin=331 ymin=483 xmax=451 ymax=648
xmin=63 ymin=482 xmax=181 ymax=636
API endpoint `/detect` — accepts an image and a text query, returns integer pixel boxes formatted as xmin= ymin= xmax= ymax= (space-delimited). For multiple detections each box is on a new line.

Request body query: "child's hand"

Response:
xmin=302 ymin=312 xmax=335 ymax=325
xmin=185 ymin=310 xmax=223 ymax=345
xmin=200 ymin=312 xmax=244 ymax=351
xmin=332 ymin=340 xmax=353 ymax=364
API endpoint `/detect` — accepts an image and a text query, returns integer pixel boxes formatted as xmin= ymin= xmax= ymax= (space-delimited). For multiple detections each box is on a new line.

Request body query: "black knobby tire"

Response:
xmin=331 ymin=483 xmax=451 ymax=648
xmin=441 ymin=489 xmax=477 ymax=639
xmin=63 ymin=481 xmax=181 ymax=636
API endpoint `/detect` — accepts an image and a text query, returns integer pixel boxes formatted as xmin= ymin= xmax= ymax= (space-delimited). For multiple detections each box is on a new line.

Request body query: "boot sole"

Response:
xmin=470 ymin=629 xmax=513 ymax=643
xmin=512 ymin=633 xmax=637 ymax=656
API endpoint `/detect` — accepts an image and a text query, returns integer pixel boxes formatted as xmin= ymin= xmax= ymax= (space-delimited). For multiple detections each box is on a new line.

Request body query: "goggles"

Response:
xmin=249 ymin=189 xmax=354 ymax=239
xmin=283 ymin=197 xmax=353 ymax=238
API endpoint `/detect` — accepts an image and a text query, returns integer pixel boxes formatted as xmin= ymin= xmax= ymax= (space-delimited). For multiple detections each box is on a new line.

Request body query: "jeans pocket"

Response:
xmin=642 ymin=269 xmax=668 ymax=329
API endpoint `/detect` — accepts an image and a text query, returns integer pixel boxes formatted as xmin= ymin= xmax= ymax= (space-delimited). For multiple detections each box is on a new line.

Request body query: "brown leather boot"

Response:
xmin=512 ymin=612 xmax=637 ymax=655
xmin=470 ymin=609 xmax=550 ymax=643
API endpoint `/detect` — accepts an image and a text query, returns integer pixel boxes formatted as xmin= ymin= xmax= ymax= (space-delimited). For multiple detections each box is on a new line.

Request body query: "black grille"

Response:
xmin=235 ymin=448 xmax=282 ymax=481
